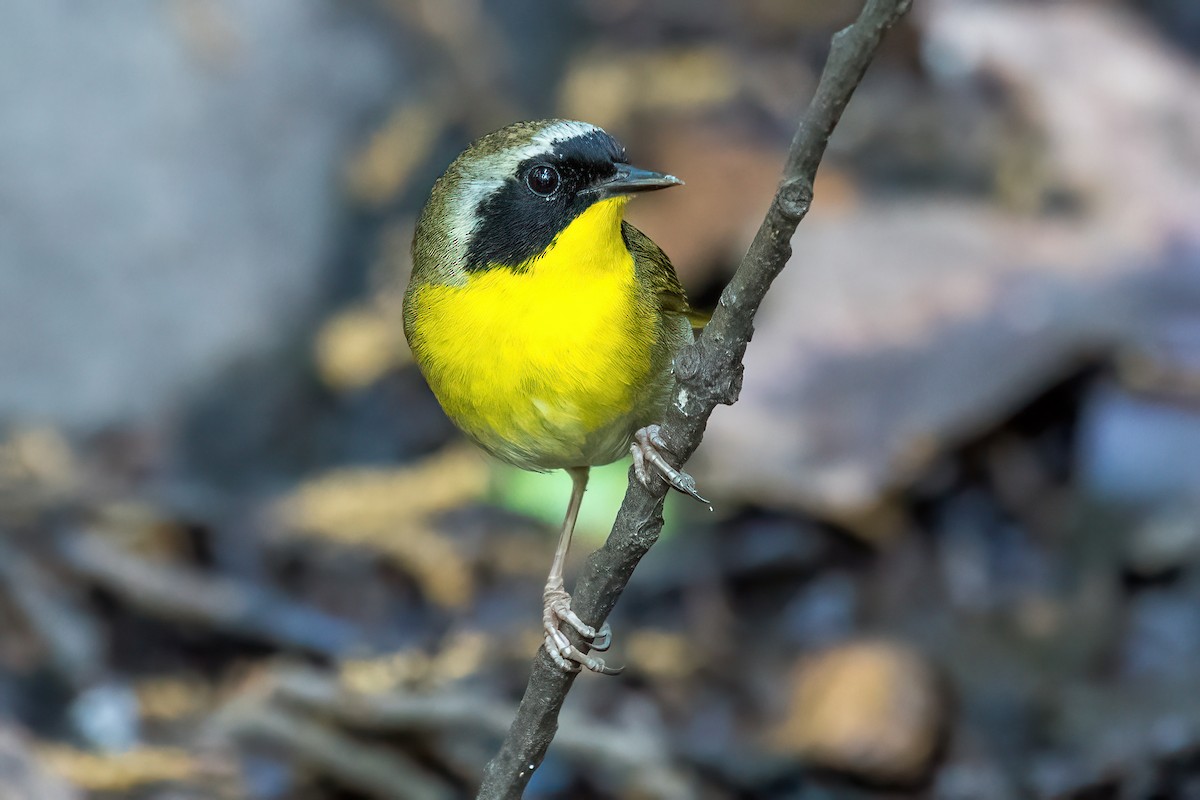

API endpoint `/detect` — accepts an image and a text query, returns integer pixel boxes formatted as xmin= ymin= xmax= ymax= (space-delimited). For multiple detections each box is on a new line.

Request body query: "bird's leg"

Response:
xmin=542 ymin=466 xmax=621 ymax=675
xmin=630 ymin=424 xmax=709 ymax=503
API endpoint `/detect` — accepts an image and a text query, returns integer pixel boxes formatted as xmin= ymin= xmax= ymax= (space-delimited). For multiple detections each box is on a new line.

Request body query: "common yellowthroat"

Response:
xmin=404 ymin=120 xmax=704 ymax=674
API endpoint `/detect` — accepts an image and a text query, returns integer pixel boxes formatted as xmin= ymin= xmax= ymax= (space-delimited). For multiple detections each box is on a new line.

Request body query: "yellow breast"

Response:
xmin=406 ymin=198 xmax=661 ymax=470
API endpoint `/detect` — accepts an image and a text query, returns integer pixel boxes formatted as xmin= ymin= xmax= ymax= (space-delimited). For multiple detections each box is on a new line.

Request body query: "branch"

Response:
xmin=478 ymin=1 xmax=913 ymax=796
xmin=57 ymin=531 xmax=363 ymax=656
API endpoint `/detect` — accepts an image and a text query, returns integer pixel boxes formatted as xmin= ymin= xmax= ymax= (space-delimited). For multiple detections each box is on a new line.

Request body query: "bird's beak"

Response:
xmin=590 ymin=165 xmax=684 ymax=198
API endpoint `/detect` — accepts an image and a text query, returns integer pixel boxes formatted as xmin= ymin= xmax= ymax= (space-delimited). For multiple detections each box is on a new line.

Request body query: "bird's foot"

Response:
xmin=543 ymin=587 xmax=620 ymax=675
xmin=630 ymin=424 xmax=709 ymax=504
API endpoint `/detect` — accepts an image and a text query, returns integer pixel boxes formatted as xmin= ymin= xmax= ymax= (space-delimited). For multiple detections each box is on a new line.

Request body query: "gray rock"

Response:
xmin=0 ymin=0 xmax=403 ymax=427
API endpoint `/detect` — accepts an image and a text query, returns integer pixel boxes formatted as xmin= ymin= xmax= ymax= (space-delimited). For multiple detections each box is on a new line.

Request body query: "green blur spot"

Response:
xmin=490 ymin=459 xmax=683 ymax=544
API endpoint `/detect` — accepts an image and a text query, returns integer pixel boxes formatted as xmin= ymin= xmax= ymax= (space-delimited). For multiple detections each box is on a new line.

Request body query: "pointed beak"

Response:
xmin=590 ymin=164 xmax=684 ymax=198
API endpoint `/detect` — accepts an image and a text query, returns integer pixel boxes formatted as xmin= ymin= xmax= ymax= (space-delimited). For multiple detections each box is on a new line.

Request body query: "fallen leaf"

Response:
xmin=345 ymin=102 xmax=444 ymax=207
xmin=768 ymin=639 xmax=944 ymax=784
xmin=314 ymin=303 xmax=411 ymax=392
xmin=36 ymin=744 xmax=203 ymax=792
xmin=558 ymin=46 xmax=740 ymax=131
xmin=275 ymin=447 xmax=487 ymax=608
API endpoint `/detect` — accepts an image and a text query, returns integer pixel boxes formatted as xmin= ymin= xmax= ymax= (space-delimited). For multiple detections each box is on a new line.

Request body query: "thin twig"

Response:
xmin=216 ymin=701 xmax=455 ymax=800
xmin=478 ymin=1 xmax=913 ymax=796
xmin=58 ymin=531 xmax=364 ymax=656
xmin=269 ymin=667 xmax=694 ymax=798
xmin=0 ymin=535 xmax=104 ymax=687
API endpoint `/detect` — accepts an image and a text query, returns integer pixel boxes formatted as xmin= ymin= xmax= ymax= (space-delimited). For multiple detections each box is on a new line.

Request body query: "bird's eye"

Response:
xmin=526 ymin=164 xmax=560 ymax=196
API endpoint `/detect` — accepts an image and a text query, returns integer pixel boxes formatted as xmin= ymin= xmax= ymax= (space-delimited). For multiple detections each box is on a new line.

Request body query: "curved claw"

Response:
xmin=581 ymin=655 xmax=624 ymax=676
xmin=666 ymin=471 xmax=709 ymax=504
xmin=543 ymin=635 xmax=623 ymax=675
xmin=590 ymin=622 xmax=613 ymax=652
xmin=631 ymin=424 xmax=710 ymax=504
xmin=544 ymin=590 xmax=619 ymax=673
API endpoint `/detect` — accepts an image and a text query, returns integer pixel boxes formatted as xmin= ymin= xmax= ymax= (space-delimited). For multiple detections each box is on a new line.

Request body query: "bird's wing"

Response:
xmin=622 ymin=221 xmax=708 ymax=329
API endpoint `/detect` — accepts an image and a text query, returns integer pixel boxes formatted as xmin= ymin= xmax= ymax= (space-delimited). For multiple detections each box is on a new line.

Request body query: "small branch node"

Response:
xmin=673 ymin=345 xmax=702 ymax=382
xmin=778 ymin=179 xmax=813 ymax=222
xmin=830 ymin=25 xmax=855 ymax=52
xmin=720 ymin=365 xmax=745 ymax=406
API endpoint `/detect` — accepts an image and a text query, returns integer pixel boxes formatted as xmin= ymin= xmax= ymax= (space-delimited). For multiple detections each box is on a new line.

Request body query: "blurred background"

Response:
xmin=3 ymin=0 xmax=1200 ymax=797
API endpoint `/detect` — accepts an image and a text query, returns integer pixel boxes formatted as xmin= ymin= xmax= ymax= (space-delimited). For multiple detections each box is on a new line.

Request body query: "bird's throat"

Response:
xmin=513 ymin=197 xmax=630 ymax=276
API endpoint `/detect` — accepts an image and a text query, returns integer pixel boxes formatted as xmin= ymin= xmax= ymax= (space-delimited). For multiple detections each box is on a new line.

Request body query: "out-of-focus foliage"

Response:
xmin=490 ymin=459 xmax=690 ymax=544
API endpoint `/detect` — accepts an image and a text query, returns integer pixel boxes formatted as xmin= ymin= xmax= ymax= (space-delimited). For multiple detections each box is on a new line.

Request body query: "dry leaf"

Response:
xmin=0 ymin=426 xmax=80 ymax=522
xmin=626 ymin=630 xmax=702 ymax=681
xmin=277 ymin=446 xmax=487 ymax=533
xmin=1 ymin=427 xmax=76 ymax=493
xmin=340 ymin=650 xmax=433 ymax=695
xmin=314 ymin=303 xmax=411 ymax=392
xmin=768 ymin=639 xmax=943 ymax=784
xmin=91 ymin=501 xmax=191 ymax=560
xmin=135 ymin=676 xmax=213 ymax=721
xmin=558 ymin=46 xmax=739 ymax=130
xmin=275 ymin=447 xmax=487 ymax=608
xmin=36 ymin=744 xmax=201 ymax=792
xmin=339 ymin=631 xmax=490 ymax=692
xmin=345 ymin=103 xmax=443 ymax=207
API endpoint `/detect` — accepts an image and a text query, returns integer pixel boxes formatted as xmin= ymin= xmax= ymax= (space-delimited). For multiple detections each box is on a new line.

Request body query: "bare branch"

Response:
xmin=478 ymin=1 xmax=913 ymax=796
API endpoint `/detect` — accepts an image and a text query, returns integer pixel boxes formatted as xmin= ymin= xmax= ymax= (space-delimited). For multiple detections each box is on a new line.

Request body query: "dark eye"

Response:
xmin=526 ymin=164 xmax=560 ymax=196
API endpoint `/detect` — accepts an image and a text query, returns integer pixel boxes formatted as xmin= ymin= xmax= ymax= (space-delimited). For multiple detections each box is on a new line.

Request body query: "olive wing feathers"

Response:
xmin=621 ymin=222 xmax=708 ymax=329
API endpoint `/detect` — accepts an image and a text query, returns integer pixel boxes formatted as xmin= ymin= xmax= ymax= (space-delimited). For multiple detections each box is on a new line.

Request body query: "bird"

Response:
xmin=403 ymin=119 xmax=704 ymax=675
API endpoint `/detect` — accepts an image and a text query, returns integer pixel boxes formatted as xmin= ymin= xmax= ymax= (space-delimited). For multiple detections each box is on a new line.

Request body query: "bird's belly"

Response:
xmin=455 ymin=343 xmax=648 ymax=470
xmin=407 ymin=259 xmax=662 ymax=471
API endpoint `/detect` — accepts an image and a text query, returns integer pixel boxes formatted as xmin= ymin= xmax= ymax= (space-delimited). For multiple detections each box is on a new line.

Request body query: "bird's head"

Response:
xmin=412 ymin=120 xmax=681 ymax=283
